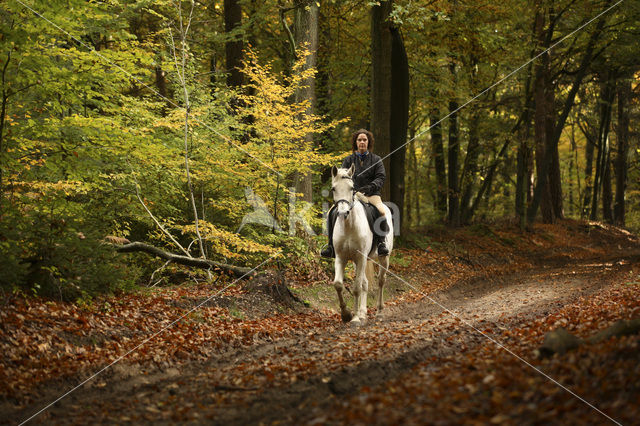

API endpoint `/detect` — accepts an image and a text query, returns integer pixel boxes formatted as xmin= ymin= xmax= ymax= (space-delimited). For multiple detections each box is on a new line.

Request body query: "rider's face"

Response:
xmin=356 ymin=134 xmax=368 ymax=154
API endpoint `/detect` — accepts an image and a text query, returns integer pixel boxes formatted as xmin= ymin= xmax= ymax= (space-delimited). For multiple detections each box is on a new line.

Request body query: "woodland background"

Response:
xmin=1 ymin=0 xmax=639 ymax=299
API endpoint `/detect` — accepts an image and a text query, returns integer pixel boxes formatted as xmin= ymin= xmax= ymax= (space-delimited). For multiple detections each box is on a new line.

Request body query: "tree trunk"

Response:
xmin=581 ymin=122 xmax=596 ymax=218
xmin=533 ymin=9 xmax=554 ymax=224
xmin=293 ymin=0 xmax=319 ymax=203
xmin=516 ymin=140 xmax=529 ymax=229
xmin=430 ymin=109 xmax=447 ymax=215
xmin=410 ymin=129 xmax=421 ymax=227
xmin=602 ymin=148 xmax=613 ymax=223
xmin=516 ymin=47 xmax=535 ymax=229
xmin=516 ymin=100 xmax=533 ymax=229
xmin=590 ymin=73 xmax=615 ymax=220
xmin=447 ymin=62 xmax=460 ymax=227
xmin=460 ymin=110 xmax=480 ymax=224
xmin=547 ymin=84 xmax=564 ymax=220
xmin=0 ymin=51 xmax=9 ymax=214
xmin=567 ymin=124 xmax=576 ymax=216
xmin=389 ymin=27 xmax=409 ymax=232
xmin=224 ymin=0 xmax=244 ymax=88
xmin=447 ymin=96 xmax=460 ymax=227
xmin=370 ymin=0 xmax=393 ymax=200
xmin=614 ymin=75 xmax=631 ymax=226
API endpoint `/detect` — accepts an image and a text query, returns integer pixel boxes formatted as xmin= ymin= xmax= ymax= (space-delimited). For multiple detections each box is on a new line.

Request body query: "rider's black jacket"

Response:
xmin=341 ymin=152 xmax=386 ymax=197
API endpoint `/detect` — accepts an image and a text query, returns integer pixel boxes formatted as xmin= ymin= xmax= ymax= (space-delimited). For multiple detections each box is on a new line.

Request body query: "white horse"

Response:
xmin=330 ymin=164 xmax=393 ymax=325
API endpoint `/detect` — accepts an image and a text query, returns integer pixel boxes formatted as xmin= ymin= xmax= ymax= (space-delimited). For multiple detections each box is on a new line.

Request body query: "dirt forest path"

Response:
xmin=11 ymin=240 xmax=640 ymax=425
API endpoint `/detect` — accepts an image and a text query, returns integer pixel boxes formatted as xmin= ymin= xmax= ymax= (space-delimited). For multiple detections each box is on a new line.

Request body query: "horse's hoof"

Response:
xmin=349 ymin=318 xmax=362 ymax=327
xmin=341 ymin=311 xmax=353 ymax=323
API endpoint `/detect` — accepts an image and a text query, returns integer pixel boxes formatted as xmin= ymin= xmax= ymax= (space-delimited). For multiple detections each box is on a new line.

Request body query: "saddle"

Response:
xmin=355 ymin=192 xmax=384 ymax=237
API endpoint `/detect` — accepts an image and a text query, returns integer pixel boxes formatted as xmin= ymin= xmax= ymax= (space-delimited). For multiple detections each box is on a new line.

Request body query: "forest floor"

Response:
xmin=2 ymin=219 xmax=640 ymax=425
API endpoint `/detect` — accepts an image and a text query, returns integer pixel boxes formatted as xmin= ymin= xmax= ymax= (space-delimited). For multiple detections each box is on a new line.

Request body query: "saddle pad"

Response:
xmin=361 ymin=202 xmax=377 ymax=232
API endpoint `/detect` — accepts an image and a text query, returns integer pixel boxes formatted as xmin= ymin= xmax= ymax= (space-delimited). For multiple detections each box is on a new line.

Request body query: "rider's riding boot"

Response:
xmin=320 ymin=207 xmax=337 ymax=258
xmin=377 ymin=241 xmax=390 ymax=256
xmin=376 ymin=214 xmax=390 ymax=256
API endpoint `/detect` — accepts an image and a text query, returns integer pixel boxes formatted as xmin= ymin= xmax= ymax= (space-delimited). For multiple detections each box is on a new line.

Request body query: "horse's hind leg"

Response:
xmin=333 ymin=258 xmax=352 ymax=322
xmin=376 ymin=256 xmax=389 ymax=316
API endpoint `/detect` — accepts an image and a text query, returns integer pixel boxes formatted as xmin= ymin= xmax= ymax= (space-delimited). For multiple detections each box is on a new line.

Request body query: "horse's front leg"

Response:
xmin=350 ymin=255 xmax=369 ymax=326
xmin=333 ymin=257 xmax=352 ymax=323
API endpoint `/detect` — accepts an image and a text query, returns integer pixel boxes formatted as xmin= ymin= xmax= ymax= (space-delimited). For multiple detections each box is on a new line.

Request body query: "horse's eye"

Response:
xmin=330 ymin=187 xmax=335 ymax=192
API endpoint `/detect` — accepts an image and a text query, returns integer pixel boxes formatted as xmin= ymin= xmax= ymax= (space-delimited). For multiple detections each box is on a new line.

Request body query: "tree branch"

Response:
xmin=116 ymin=242 xmax=254 ymax=278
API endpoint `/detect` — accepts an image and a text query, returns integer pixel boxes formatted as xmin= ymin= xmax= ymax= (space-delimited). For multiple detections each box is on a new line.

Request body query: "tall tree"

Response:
xmin=389 ymin=26 xmax=409 ymax=231
xmin=224 ymin=0 xmax=244 ymax=88
xmin=431 ymin=109 xmax=447 ymax=215
xmin=613 ymin=74 xmax=631 ymax=226
xmin=527 ymin=0 xmax=610 ymax=226
xmin=290 ymin=0 xmax=319 ymax=203
xmin=532 ymin=7 xmax=557 ymax=223
xmin=590 ymin=72 xmax=616 ymax=220
xmin=371 ymin=0 xmax=393 ymax=199
xmin=447 ymin=64 xmax=461 ymax=227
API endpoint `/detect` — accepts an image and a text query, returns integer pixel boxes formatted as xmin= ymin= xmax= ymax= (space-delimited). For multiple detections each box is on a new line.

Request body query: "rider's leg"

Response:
xmin=367 ymin=195 xmax=389 ymax=256
xmin=320 ymin=205 xmax=337 ymax=258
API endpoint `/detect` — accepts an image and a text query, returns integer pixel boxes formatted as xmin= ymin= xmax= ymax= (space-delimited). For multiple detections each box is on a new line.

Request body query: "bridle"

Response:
xmin=334 ymin=176 xmax=356 ymax=216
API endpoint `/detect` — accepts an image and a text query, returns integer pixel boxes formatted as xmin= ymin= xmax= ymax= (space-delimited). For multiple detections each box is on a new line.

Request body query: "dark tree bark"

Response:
xmin=389 ymin=27 xmax=409 ymax=232
xmin=460 ymin=111 xmax=480 ymax=225
xmin=430 ymin=110 xmax=447 ymax=215
xmin=447 ymin=64 xmax=460 ymax=227
xmin=224 ymin=0 xmax=244 ymax=88
xmin=292 ymin=0 xmax=319 ymax=203
xmin=516 ymin=140 xmax=530 ymax=229
xmin=516 ymin=42 xmax=535 ymax=229
xmin=533 ymin=9 xmax=555 ymax=223
xmin=567 ymin=123 xmax=578 ymax=216
xmin=409 ymin=128 xmax=421 ymax=227
xmin=547 ymin=82 xmax=564 ymax=220
xmin=0 ymin=50 xmax=9 ymax=214
xmin=516 ymin=97 xmax=534 ymax=229
xmin=580 ymin=120 xmax=596 ymax=218
xmin=602 ymin=148 xmax=613 ymax=223
xmin=370 ymin=0 xmax=393 ymax=200
xmin=155 ymin=66 xmax=168 ymax=98
xmin=614 ymin=75 xmax=631 ymax=226
xmin=590 ymin=73 xmax=615 ymax=220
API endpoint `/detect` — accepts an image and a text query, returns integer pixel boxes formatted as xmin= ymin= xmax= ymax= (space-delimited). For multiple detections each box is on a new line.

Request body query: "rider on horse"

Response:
xmin=321 ymin=129 xmax=390 ymax=258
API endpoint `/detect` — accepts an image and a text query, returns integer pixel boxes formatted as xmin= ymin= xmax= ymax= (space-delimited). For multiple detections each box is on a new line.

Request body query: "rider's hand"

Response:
xmin=360 ymin=184 xmax=373 ymax=195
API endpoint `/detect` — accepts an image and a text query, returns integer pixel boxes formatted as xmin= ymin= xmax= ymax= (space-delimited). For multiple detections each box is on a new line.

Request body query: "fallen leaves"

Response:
xmin=1 ymin=221 xmax=639 ymax=424
xmin=0 ymin=285 xmax=338 ymax=401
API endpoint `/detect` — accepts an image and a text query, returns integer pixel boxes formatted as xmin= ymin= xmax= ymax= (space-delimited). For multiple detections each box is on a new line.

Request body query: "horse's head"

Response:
xmin=331 ymin=164 xmax=355 ymax=218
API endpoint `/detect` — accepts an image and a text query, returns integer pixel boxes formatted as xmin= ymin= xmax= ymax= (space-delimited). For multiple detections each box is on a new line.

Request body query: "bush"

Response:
xmin=0 ymin=204 xmax=142 ymax=301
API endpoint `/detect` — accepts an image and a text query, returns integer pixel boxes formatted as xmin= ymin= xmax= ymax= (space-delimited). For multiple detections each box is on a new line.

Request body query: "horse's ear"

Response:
xmin=347 ymin=163 xmax=355 ymax=177
xmin=331 ymin=165 xmax=338 ymax=178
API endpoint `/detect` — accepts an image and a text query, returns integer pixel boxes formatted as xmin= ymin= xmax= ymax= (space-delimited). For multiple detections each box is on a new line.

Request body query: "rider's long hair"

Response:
xmin=351 ymin=129 xmax=375 ymax=152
